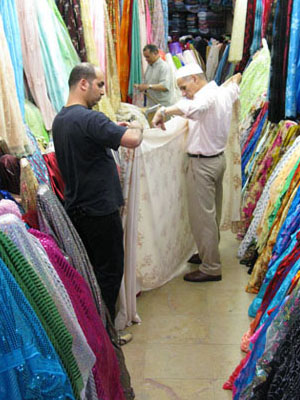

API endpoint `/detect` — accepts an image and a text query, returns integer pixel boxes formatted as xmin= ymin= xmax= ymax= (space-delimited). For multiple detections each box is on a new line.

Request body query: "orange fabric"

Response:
xmin=119 ymin=0 xmax=132 ymax=101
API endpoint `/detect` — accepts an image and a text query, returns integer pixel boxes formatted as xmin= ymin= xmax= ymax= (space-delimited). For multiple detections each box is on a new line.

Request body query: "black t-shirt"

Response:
xmin=52 ymin=105 xmax=127 ymax=216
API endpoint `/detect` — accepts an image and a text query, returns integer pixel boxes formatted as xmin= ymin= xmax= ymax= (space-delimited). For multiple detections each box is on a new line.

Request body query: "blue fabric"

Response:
xmin=248 ymin=186 xmax=300 ymax=317
xmin=0 ymin=0 xmax=25 ymax=118
xmin=214 ymin=44 xmax=230 ymax=85
xmin=285 ymin=0 xmax=300 ymax=117
xmin=0 ymin=257 xmax=74 ymax=399
xmin=161 ymin=0 xmax=169 ymax=51
xmin=25 ymin=126 xmax=51 ymax=187
xmin=234 ymin=303 xmax=281 ymax=400
xmin=259 ymin=256 xmax=300 ymax=327
xmin=249 ymin=0 xmax=263 ymax=56
xmin=241 ymin=110 xmax=268 ymax=187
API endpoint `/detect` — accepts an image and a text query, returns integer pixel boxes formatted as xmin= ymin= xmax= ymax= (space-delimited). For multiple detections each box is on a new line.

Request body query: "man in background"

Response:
xmin=134 ymin=44 xmax=176 ymax=107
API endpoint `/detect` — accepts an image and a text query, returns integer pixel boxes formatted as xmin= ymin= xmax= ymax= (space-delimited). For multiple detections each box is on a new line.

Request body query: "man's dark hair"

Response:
xmin=68 ymin=62 xmax=97 ymax=88
xmin=143 ymin=44 xmax=159 ymax=53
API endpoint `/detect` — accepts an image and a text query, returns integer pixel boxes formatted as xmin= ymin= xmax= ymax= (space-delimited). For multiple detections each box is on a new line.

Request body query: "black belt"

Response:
xmin=187 ymin=151 xmax=224 ymax=158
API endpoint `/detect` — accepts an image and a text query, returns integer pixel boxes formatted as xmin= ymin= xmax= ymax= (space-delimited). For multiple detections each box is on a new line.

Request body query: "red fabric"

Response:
xmin=22 ymin=210 xmax=39 ymax=230
xmin=223 ymin=352 xmax=251 ymax=390
xmin=43 ymin=152 xmax=65 ymax=201
xmin=241 ymin=102 xmax=268 ymax=155
xmin=30 ymin=229 xmax=126 ymax=400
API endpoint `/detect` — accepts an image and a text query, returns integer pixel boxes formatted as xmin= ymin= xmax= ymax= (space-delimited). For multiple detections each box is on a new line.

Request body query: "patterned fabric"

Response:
xmin=0 ymin=214 xmax=95 ymax=399
xmin=0 ymin=230 xmax=83 ymax=399
xmin=31 ymin=229 xmax=125 ymax=400
xmin=0 ymin=257 xmax=75 ymax=400
xmin=235 ymin=0 xmax=256 ymax=73
xmin=35 ymin=185 xmax=135 ymax=400
xmin=249 ymin=0 xmax=263 ymax=56
xmin=229 ymin=0 xmax=248 ymax=63
xmin=265 ymin=0 xmax=278 ymax=50
xmin=57 ymin=0 xmax=87 ymax=61
xmin=285 ymin=0 xmax=300 ymax=118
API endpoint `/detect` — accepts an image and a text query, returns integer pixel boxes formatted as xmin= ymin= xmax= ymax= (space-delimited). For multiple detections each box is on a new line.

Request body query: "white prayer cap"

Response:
xmin=175 ymin=63 xmax=204 ymax=80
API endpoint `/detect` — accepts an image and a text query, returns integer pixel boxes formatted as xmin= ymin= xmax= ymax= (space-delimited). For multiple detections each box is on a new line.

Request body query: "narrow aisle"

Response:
xmin=123 ymin=231 xmax=255 ymax=399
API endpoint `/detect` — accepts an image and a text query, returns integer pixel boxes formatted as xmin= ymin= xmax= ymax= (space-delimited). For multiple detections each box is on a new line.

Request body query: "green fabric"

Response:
xmin=25 ymin=100 xmax=49 ymax=148
xmin=0 ymin=230 xmax=83 ymax=400
xmin=268 ymin=158 xmax=300 ymax=229
xmin=128 ymin=0 xmax=142 ymax=98
xmin=239 ymin=42 xmax=271 ymax=121
xmin=172 ymin=55 xmax=182 ymax=69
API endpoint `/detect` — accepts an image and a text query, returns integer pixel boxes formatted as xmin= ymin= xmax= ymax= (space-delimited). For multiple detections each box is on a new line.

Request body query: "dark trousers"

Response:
xmin=69 ymin=209 xmax=124 ymax=322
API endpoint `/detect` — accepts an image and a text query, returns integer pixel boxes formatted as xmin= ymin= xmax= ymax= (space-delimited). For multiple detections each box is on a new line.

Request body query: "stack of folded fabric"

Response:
xmin=169 ymin=11 xmax=187 ymax=36
xmin=198 ymin=8 xmax=225 ymax=36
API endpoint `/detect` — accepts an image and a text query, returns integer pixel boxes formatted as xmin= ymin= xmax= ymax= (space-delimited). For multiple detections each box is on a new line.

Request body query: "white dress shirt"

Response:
xmin=176 ymin=81 xmax=240 ymax=156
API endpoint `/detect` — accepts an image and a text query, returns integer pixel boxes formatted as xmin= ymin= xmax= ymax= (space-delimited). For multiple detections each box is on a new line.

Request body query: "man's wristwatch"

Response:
xmin=160 ymin=106 xmax=166 ymax=118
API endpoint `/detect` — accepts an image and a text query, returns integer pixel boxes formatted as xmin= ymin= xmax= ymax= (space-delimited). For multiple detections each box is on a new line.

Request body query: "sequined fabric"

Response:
xmin=0 ymin=257 xmax=75 ymax=400
xmin=36 ymin=184 xmax=135 ymax=400
xmin=0 ymin=214 xmax=95 ymax=398
xmin=30 ymin=229 xmax=126 ymax=400
xmin=0 ymin=230 xmax=82 ymax=399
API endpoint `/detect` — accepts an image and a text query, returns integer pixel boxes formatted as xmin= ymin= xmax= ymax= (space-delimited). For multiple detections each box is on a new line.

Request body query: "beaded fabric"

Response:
xmin=0 ymin=230 xmax=83 ymax=400
xmin=0 ymin=214 xmax=95 ymax=399
xmin=0 ymin=257 xmax=75 ymax=400
xmin=36 ymin=184 xmax=135 ymax=399
xmin=30 ymin=229 xmax=126 ymax=400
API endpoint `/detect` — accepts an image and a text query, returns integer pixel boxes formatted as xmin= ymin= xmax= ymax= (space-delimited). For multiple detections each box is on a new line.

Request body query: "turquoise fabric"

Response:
xmin=161 ymin=0 xmax=169 ymax=51
xmin=128 ymin=0 xmax=142 ymax=98
xmin=0 ymin=0 xmax=25 ymax=118
xmin=34 ymin=0 xmax=79 ymax=112
xmin=250 ymin=0 xmax=263 ymax=56
xmin=285 ymin=0 xmax=300 ymax=117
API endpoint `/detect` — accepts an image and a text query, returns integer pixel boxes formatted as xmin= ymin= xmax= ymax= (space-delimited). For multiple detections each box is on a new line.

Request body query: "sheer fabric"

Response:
xmin=228 ymin=0 xmax=248 ymax=63
xmin=0 ymin=258 xmax=75 ymax=400
xmin=0 ymin=230 xmax=83 ymax=399
xmin=16 ymin=0 xmax=56 ymax=130
xmin=0 ymin=214 xmax=96 ymax=399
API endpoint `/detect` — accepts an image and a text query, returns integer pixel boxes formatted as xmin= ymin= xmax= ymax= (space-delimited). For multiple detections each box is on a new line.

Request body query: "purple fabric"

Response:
xmin=29 ymin=229 xmax=125 ymax=400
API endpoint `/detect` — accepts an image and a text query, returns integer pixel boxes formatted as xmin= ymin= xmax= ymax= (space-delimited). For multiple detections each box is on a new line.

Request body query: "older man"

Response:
xmin=134 ymin=44 xmax=176 ymax=107
xmin=152 ymin=64 xmax=241 ymax=282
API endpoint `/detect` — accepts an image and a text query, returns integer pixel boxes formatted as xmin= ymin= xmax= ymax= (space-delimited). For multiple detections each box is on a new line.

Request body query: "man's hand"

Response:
xmin=134 ymin=83 xmax=149 ymax=92
xmin=117 ymin=121 xmax=130 ymax=127
xmin=152 ymin=109 xmax=166 ymax=130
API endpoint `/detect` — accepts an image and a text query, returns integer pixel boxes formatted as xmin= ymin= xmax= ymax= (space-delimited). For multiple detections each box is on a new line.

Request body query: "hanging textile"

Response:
xmin=268 ymin=0 xmax=293 ymax=123
xmin=235 ymin=0 xmax=256 ymax=73
xmin=0 ymin=230 xmax=83 ymax=399
xmin=34 ymin=0 xmax=79 ymax=112
xmin=0 ymin=257 xmax=75 ymax=400
xmin=119 ymin=0 xmax=132 ymax=101
xmin=151 ymin=0 xmax=166 ymax=50
xmin=285 ymin=0 xmax=300 ymax=118
xmin=0 ymin=155 xmax=20 ymax=195
xmin=0 ymin=16 xmax=29 ymax=156
xmin=160 ymin=0 xmax=168 ymax=51
xmin=30 ymin=229 xmax=126 ymax=400
xmin=249 ymin=0 xmax=263 ymax=56
xmin=35 ymin=185 xmax=135 ymax=400
xmin=57 ymin=0 xmax=87 ymax=61
xmin=0 ymin=0 xmax=25 ymax=119
xmin=0 ymin=214 xmax=96 ymax=399
xmin=88 ymin=0 xmax=106 ymax=73
xmin=228 ymin=0 xmax=248 ymax=63
xmin=24 ymin=100 xmax=50 ymax=149
xmin=16 ymin=0 xmax=56 ymax=131
xmin=107 ymin=0 xmax=121 ymax=68
xmin=128 ymin=0 xmax=142 ymax=100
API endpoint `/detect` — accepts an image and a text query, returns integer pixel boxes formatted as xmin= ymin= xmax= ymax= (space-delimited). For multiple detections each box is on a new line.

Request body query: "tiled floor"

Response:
xmin=123 ymin=231 xmax=255 ymax=400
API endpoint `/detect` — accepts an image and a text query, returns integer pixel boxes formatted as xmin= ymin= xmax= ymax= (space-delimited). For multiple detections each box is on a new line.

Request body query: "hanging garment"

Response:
xmin=0 ymin=16 xmax=29 ymax=156
xmin=34 ymin=0 xmax=79 ymax=112
xmin=30 ymin=229 xmax=126 ymax=400
xmin=35 ymin=184 xmax=135 ymax=400
xmin=43 ymin=152 xmax=65 ymax=202
xmin=56 ymin=0 xmax=87 ymax=61
xmin=0 ymin=257 xmax=75 ymax=400
xmin=0 ymin=230 xmax=83 ymax=399
xmin=15 ymin=0 xmax=56 ymax=130
xmin=0 ymin=214 xmax=96 ymax=399
xmin=25 ymin=100 xmax=50 ymax=149
xmin=228 ymin=0 xmax=248 ymax=63
xmin=151 ymin=0 xmax=165 ymax=51
xmin=0 ymin=0 xmax=25 ymax=118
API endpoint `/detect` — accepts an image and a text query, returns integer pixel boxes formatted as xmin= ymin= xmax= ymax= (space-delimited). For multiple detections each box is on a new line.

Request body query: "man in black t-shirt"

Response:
xmin=53 ymin=63 xmax=143 ymax=327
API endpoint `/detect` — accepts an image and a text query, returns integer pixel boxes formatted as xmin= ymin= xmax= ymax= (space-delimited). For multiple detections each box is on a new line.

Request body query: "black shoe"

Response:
xmin=184 ymin=270 xmax=222 ymax=282
xmin=188 ymin=253 xmax=201 ymax=264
